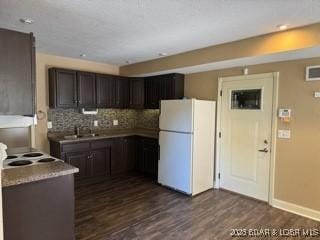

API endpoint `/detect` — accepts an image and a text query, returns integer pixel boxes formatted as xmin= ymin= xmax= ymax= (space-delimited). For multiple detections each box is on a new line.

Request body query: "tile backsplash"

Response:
xmin=47 ymin=109 xmax=159 ymax=132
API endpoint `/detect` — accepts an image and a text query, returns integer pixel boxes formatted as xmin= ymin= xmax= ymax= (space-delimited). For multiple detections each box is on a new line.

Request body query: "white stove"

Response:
xmin=3 ymin=149 xmax=62 ymax=169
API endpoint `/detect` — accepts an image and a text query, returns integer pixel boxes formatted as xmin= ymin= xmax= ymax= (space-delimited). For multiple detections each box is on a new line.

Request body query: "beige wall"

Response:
xmin=120 ymin=23 xmax=320 ymax=76
xmin=185 ymin=57 xmax=320 ymax=211
xmin=35 ymin=53 xmax=119 ymax=152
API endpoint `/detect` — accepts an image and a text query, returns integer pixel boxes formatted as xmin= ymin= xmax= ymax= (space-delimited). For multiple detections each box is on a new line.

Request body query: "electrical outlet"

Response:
xmin=93 ymin=120 xmax=98 ymax=127
xmin=47 ymin=121 xmax=52 ymax=129
xmin=314 ymin=92 xmax=320 ymax=98
xmin=278 ymin=130 xmax=291 ymax=139
xmin=113 ymin=120 xmax=118 ymax=126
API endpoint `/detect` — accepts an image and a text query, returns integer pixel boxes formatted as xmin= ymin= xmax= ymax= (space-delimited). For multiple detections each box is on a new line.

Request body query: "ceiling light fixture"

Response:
xmin=80 ymin=53 xmax=87 ymax=58
xmin=159 ymin=53 xmax=168 ymax=57
xmin=19 ymin=18 xmax=34 ymax=24
xmin=277 ymin=24 xmax=289 ymax=31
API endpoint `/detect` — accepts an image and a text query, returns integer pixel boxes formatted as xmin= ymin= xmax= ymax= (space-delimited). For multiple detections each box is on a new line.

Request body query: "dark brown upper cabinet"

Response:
xmin=49 ymin=67 xmax=184 ymax=110
xmin=77 ymin=71 xmax=96 ymax=108
xmin=144 ymin=73 xmax=184 ymax=109
xmin=114 ymin=76 xmax=129 ymax=108
xmin=129 ymin=77 xmax=144 ymax=109
xmin=49 ymin=68 xmax=78 ymax=108
xmin=144 ymin=76 xmax=160 ymax=109
xmin=96 ymin=74 xmax=116 ymax=108
xmin=0 ymin=28 xmax=36 ymax=116
xmin=159 ymin=73 xmax=184 ymax=100
xmin=49 ymin=69 xmax=97 ymax=109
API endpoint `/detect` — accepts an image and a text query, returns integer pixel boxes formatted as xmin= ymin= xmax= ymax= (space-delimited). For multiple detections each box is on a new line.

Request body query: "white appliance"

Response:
xmin=0 ymin=115 xmax=37 ymax=128
xmin=158 ymin=99 xmax=216 ymax=196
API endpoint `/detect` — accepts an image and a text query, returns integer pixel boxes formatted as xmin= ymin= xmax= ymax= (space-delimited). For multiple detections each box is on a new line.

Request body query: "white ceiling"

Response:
xmin=0 ymin=0 xmax=319 ymax=66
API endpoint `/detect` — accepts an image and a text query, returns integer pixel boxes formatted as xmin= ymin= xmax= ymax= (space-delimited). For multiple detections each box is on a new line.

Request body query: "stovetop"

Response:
xmin=3 ymin=149 xmax=62 ymax=169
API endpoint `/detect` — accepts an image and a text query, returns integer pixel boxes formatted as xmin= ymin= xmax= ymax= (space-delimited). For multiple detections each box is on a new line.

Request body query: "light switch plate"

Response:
xmin=314 ymin=92 xmax=320 ymax=98
xmin=93 ymin=120 xmax=98 ymax=127
xmin=47 ymin=121 xmax=52 ymax=129
xmin=278 ymin=130 xmax=291 ymax=139
xmin=113 ymin=120 xmax=118 ymax=126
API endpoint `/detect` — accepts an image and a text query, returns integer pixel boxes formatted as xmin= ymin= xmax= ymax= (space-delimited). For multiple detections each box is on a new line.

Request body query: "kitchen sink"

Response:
xmin=64 ymin=133 xmax=100 ymax=140
xmin=78 ymin=133 xmax=100 ymax=138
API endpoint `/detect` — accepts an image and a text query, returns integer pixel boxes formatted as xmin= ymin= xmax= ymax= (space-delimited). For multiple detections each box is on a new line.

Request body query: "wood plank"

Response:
xmin=75 ymin=174 xmax=320 ymax=240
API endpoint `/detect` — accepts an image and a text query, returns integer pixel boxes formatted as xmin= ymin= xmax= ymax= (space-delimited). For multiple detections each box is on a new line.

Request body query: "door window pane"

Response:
xmin=231 ymin=89 xmax=261 ymax=110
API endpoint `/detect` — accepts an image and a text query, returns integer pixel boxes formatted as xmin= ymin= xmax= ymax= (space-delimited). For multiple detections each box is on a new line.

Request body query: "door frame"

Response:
xmin=215 ymin=72 xmax=279 ymax=204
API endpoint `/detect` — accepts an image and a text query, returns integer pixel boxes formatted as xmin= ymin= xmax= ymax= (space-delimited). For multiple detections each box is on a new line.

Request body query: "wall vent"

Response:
xmin=306 ymin=65 xmax=320 ymax=81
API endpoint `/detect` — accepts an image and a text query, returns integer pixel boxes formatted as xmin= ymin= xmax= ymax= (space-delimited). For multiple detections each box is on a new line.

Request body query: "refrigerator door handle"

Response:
xmin=158 ymin=144 xmax=160 ymax=160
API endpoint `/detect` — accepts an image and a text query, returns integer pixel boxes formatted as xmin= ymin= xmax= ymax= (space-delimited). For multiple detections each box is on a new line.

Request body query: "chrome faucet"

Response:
xmin=75 ymin=126 xmax=80 ymax=136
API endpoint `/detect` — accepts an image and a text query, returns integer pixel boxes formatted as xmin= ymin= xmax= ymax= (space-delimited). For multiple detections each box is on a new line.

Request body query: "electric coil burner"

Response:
xmin=38 ymin=158 xmax=55 ymax=163
xmin=23 ymin=153 xmax=43 ymax=158
xmin=3 ymin=149 xmax=61 ymax=169
xmin=8 ymin=160 xmax=33 ymax=166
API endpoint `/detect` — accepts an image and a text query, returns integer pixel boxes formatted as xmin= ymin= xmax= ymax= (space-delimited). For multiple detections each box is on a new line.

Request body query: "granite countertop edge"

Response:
xmin=2 ymin=162 xmax=79 ymax=188
xmin=48 ymin=128 xmax=159 ymax=144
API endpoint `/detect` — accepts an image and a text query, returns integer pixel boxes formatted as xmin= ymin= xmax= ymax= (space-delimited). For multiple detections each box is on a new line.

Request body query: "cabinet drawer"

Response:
xmin=91 ymin=139 xmax=113 ymax=149
xmin=62 ymin=142 xmax=90 ymax=152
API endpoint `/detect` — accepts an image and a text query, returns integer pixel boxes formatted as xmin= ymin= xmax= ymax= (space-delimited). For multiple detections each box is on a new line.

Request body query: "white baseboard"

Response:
xmin=272 ymin=198 xmax=320 ymax=222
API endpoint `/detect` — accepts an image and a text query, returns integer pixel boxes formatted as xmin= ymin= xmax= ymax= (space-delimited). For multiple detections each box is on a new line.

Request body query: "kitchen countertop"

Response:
xmin=2 ymin=161 xmax=79 ymax=187
xmin=48 ymin=128 xmax=159 ymax=144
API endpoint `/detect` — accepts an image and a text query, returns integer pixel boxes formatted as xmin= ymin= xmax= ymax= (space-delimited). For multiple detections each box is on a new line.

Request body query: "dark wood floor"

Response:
xmin=75 ymin=174 xmax=319 ymax=240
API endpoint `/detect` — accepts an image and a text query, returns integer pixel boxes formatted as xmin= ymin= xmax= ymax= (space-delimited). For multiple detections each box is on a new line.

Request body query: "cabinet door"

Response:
xmin=77 ymin=72 xmax=96 ymax=108
xmin=96 ymin=74 xmax=116 ymax=108
xmin=142 ymin=138 xmax=159 ymax=179
xmin=123 ymin=136 xmax=136 ymax=171
xmin=144 ymin=76 xmax=160 ymax=109
xmin=49 ymin=69 xmax=78 ymax=108
xmin=91 ymin=148 xmax=111 ymax=177
xmin=159 ymin=77 xmax=173 ymax=100
xmin=111 ymin=138 xmax=131 ymax=175
xmin=159 ymin=73 xmax=184 ymax=100
xmin=115 ymin=76 xmax=129 ymax=108
xmin=65 ymin=151 xmax=91 ymax=180
xmin=129 ymin=78 xmax=144 ymax=109
xmin=134 ymin=137 xmax=144 ymax=173
xmin=0 ymin=29 xmax=35 ymax=115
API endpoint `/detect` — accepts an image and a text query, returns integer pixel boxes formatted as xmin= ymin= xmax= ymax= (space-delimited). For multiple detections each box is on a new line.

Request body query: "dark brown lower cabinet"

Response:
xmin=91 ymin=148 xmax=111 ymax=177
xmin=135 ymin=137 xmax=159 ymax=180
xmin=65 ymin=149 xmax=111 ymax=180
xmin=111 ymin=138 xmax=128 ymax=175
xmin=65 ymin=151 xmax=91 ymax=180
xmin=111 ymin=137 xmax=136 ymax=175
xmin=3 ymin=175 xmax=75 ymax=240
xmin=50 ymin=136 xmax=158 ymax=181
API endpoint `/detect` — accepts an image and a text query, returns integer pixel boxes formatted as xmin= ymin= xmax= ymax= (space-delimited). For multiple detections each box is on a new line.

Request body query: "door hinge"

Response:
xmin=220 ymin=90 xmax=222 ymax=96
xmin=218 ymin=173 xmax=221 ymax=179
xmin=219 ymin=132 xmax=221 ymax=138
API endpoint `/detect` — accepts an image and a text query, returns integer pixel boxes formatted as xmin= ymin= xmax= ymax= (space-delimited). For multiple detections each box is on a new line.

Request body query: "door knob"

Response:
xmin=258 ymin=148 xmax=268 ymax=153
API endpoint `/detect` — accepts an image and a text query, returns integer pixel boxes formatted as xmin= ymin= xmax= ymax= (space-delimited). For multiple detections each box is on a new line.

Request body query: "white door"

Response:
xmin=220 ymin=74 xmax=274 ymax=201
xmin=159 ymin=100 xmax=194 ymax=133
xmin=158 ymin=131 xmax=193 ymax=194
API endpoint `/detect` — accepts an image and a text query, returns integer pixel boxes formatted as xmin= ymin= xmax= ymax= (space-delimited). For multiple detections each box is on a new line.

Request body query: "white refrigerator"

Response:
xmin=158 ymin=99 xmax=216 ymax=196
